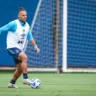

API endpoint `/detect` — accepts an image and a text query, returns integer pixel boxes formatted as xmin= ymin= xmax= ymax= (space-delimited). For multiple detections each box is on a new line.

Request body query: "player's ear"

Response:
xmin=18 ymin=13 xmax=20 ymax=18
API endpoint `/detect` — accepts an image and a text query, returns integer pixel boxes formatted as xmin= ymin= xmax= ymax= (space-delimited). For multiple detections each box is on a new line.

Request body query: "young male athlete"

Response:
xmin=0 ymin=7 xmax=40 ymax=88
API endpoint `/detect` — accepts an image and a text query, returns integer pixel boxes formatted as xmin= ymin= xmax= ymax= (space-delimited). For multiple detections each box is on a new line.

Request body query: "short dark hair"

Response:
xmin=18 ymin=7 xmax=26 ymax=13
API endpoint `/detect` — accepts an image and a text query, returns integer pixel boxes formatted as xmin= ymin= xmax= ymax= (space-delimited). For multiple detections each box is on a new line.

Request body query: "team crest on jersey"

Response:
xmin=23 ymin=29 xmax=25 ymax=32
xmin=21 ymin=33 xmax=26 ymax=39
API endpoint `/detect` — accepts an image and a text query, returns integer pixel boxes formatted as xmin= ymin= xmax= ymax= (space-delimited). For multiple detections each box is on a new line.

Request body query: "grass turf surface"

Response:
xmin=0 ymin=72 xmax=96 ymax=96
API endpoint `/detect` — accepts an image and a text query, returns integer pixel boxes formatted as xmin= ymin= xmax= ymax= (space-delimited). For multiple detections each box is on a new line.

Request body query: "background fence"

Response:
xmin=68 ymin=0 xmax=96 ymax=68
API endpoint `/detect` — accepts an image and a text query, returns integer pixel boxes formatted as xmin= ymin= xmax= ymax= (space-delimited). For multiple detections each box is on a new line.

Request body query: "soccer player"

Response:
xmin=0 ymin=7 xmax=40 ymax=88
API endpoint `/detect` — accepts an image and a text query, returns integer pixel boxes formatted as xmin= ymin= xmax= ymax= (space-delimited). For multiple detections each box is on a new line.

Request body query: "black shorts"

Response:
xmin=7 ymin=47 xmax=22 ymax=64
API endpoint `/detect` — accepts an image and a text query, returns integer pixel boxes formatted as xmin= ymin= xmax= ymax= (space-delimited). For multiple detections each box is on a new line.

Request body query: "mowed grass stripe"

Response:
xmin=0 ymin=72 xmax=96 ymax=96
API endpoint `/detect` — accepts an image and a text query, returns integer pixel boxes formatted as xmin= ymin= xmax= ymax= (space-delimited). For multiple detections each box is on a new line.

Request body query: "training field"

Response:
xmin=0 ymin=72 xmax=96 ymax=96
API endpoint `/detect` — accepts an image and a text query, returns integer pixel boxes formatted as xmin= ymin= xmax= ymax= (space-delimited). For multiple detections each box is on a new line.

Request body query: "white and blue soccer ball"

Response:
xmin=30 ymin=78 xmax=41 ymax=89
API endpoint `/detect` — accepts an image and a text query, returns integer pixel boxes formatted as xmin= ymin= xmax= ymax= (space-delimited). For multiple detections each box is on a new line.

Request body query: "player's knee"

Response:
xmin=22 ymin=55 xmax=28 ymax=63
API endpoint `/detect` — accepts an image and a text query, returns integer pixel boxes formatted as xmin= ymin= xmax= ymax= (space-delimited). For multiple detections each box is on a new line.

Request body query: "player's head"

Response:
xmin=18 ymin=7 xmax=27 ymax=22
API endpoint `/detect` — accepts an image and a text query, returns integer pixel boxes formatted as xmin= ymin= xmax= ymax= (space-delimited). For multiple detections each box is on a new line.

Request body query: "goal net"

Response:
xmin=26 ymin=0 xmax=96 ymax=72
xmin=25 ymin=0 xmax=63 ymax=72
xmin=63 ymin=0 xmax=96 ymax=72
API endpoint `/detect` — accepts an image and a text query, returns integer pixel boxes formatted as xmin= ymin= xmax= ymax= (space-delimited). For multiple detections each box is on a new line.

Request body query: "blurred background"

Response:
xmin=0 ymin=0 xmax=96 ymax=72
xmin=0 ymin=0 xmax=39 ymax=66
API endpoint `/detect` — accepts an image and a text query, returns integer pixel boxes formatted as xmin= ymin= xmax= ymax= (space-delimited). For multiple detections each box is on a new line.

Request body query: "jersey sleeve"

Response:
xmin=0 ymin=21 xmax=17 ymax=34
xmin=27 ymin=30 xmax=34 ymax=41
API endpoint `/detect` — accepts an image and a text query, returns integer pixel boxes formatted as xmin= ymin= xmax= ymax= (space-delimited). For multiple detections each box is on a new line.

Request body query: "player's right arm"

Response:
xmin=0 ymin=21 xmax=17 ymax=34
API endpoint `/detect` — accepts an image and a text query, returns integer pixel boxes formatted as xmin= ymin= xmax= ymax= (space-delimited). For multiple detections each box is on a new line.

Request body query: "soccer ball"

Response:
xmin=30 ymin=78 xmax=41 ymax=89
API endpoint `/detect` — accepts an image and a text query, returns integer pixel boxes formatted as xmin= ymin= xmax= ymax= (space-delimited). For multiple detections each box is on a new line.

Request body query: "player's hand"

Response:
xmin=34 ymin=45 xmax=40 ymax=53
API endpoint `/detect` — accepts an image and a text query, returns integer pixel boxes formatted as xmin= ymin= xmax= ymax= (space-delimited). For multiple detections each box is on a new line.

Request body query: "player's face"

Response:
xmin=18 ymin=11 xmax=27 ymax=22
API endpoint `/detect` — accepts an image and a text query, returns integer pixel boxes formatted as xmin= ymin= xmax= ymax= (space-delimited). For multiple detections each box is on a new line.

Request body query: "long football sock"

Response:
xmin=23 ymin=73 xmax=28 ymax=79
xmin=10 ymin=80 xmax=16 ymax=84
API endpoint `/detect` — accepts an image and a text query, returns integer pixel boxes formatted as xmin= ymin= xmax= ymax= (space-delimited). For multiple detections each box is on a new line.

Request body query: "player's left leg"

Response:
xmin=8 ymin=63 xmax=22 ymax=88
xmin=18 ymin=52 xmax=31 ymax=85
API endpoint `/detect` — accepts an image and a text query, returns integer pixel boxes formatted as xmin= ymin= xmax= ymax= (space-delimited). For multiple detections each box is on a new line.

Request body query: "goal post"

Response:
xmin=63 ymin=0 xmax=67 ymax=72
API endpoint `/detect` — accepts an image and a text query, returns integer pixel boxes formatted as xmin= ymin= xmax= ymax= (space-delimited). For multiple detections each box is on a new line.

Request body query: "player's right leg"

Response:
xmin=7 ymin=48 xmax=22 ymax=88
xmin=8 ymin=63 xmax=22 ymax=88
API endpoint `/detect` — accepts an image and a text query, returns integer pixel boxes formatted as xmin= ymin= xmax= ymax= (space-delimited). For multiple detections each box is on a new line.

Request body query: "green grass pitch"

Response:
xmin=0 ymin=71 xmax=96 ymax=96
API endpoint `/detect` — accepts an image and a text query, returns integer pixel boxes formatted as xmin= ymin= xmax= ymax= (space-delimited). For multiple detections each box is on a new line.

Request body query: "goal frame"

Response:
xmin=27 ymin=0 xmax=96 ymax=72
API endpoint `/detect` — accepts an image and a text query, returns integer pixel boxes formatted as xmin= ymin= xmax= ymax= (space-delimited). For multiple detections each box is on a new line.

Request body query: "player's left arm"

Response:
xmin=27 ymin=30 xmax=40 ymax=53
